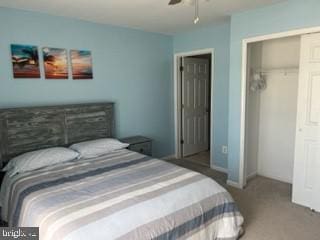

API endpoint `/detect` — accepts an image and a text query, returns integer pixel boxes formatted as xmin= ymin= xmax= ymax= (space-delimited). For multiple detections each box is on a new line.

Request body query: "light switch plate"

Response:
xmin=222 ymin=145 xmax=228 ymax=154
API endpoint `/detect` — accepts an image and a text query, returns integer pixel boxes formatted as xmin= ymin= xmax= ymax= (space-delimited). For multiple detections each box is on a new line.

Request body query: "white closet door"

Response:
xmin=292 ymin=33 xmax=320 ymax=211
xmin=182 ymin=57 xmax=209 ymax=157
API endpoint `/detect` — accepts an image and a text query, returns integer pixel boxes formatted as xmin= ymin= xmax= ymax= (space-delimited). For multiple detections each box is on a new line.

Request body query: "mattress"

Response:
xmin=0 ymin=149 xmax=243 ymax=240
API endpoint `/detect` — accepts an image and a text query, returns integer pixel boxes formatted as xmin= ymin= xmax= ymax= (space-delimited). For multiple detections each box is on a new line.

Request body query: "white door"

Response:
xmin=292 ymin=33 xmax=320 ymax=211
xmin=182 ymin=57 xmax=210 ymax=157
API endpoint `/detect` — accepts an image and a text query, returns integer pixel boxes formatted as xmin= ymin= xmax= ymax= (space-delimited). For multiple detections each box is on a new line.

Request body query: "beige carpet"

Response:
xmin=165 ymin=158 xmax=320 ymax=240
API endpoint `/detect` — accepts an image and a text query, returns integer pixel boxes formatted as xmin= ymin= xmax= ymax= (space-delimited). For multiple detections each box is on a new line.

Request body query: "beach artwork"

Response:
xmin=43 ymin=47 xmax=68 ymax=79
xmin=70 ymin=50 xmax=93 ymax=79
xmin=11 ymin=44 xmax=40 ymax=78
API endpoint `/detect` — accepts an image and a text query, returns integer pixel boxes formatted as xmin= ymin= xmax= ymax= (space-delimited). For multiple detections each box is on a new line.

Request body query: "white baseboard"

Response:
xmin=247 ymin=172 xmax=257 ymax=180
xmin=258 ymin=173 xmax=292 ymax=184
xmin=211 ymin=164 xmax=228 ymax=173
xmin=227 ymin=180 xmax=243 ymax=189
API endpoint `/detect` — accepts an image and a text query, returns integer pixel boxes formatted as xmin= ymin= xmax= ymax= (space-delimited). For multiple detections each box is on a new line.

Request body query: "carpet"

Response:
xmin=165 ymin=158 xmax=320 ymax=240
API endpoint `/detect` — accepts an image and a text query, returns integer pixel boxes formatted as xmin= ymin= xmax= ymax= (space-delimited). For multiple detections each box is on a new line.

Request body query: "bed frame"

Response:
xmin=0 ymin=102 xmax=114 ymax=166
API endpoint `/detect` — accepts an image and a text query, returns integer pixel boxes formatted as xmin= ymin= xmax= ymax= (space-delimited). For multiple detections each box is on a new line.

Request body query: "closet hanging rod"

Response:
xmin=253 ymin=67 xmax=299 ymax=75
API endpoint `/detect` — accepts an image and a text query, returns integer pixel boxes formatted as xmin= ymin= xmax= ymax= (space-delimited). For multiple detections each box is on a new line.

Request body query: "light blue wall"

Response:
xmin=174 ymin=23 xmax=230 ymax=169
xmin=0 ymin=8 xmax=174 ymax=158
xmin=228 ymin=0 xmax=320 ymax=182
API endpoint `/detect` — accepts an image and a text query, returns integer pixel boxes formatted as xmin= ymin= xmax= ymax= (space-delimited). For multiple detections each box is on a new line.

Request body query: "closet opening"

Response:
xmin=244 ymin=36 xmax=301 ymax=185
xmin=241 ymin=28 xmax=320 ymax=211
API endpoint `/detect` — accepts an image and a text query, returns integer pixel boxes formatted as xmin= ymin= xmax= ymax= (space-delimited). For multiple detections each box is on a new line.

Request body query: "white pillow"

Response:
xmin=70 ymin=138 xmax=129 ymax=158
xmin=3 ymin=147 xmax=79 ymax=176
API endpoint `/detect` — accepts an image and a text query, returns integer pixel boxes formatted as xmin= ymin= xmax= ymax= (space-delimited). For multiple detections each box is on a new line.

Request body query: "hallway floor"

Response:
xmin=184 ymin=151 xmax=210 ymax=167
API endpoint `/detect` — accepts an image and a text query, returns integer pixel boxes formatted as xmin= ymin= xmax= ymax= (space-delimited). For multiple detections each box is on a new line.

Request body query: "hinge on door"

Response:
xmin=180 ymin=139 xmax=184 ymax=145
xmin=180 ymin=66 xmax=184 ymax=72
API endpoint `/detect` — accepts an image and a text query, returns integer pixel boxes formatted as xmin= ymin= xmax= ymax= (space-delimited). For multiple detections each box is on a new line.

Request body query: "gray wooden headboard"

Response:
xmin=0 ymin=102 xmax=114 ymax=165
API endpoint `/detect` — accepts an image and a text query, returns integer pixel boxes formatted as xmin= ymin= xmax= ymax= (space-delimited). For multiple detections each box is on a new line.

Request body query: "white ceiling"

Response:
xmin=0 ymin=0 xmax=286 ymax=34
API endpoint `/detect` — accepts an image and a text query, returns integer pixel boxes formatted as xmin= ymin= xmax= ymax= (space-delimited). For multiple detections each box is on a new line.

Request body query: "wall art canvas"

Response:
xmin=70 ymin=50 xmax=93 ymax=79
xmin=11 ymin=44 xmax=40 ymax=78
xmin=43 ymin=47 xmax=68 ymax=79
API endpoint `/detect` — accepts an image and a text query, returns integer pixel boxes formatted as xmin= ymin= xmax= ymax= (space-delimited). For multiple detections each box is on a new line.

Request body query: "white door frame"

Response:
xmin=173 ymin=48 xmax=215 ymax=167
xmin=239 ymin=26 xmax=320 ymax=188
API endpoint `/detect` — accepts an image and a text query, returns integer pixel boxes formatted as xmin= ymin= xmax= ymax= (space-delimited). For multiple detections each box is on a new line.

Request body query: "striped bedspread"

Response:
xmin=0 ymin=149 xmax=243 ymax=240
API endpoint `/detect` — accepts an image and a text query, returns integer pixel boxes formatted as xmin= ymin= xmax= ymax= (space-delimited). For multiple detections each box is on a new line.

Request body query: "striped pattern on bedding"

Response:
xmin=0 ymin=149 xmax=243 ymax=240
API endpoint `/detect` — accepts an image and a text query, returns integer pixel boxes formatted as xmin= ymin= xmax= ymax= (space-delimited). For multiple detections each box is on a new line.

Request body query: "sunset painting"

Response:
xmin=11 ymin=44 xmax=40 ymax=78
xmin=70 ymin=50 xmax=93 ymax=79
xmin=43 ymin=47 xmax=68 ymax=79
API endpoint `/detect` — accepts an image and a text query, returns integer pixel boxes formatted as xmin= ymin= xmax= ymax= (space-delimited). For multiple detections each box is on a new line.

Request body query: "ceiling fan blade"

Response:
xmin=168 ymin=0 xmax=182 ymax=5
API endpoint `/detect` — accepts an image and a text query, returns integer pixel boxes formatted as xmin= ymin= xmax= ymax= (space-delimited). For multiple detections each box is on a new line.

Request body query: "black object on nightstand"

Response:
xmin=0 ymin=171 xmax=7 ymax=227
xmin=120 ymin=136 xmax=152 ymax=156
xmin=0 ymin=171 xmax=4 ymax=187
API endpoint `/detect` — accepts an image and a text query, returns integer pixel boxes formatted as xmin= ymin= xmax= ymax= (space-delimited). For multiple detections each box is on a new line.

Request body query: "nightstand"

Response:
xmin=120 ymin=136 xmax=152 ymax=156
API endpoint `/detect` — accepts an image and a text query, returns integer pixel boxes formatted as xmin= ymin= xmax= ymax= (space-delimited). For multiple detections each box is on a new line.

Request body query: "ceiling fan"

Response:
xmin=168 ymin=0 xmax=210 ymax=24
xmin=169 ymin=0 xmax=199 ymax=5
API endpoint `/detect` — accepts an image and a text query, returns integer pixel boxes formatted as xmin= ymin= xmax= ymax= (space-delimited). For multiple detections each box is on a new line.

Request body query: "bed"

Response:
xmin=0 ymin=103 xmax=243 ymax=240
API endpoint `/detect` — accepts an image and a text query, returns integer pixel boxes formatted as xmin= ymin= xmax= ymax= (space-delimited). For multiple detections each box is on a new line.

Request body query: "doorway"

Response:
xmin=245 ymin=36 xmax=300 ymax=183
xmin=174 ymin=49 xmax=214 ymax=168
xmin=241 ymin=30 xmax=320 ymax=212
